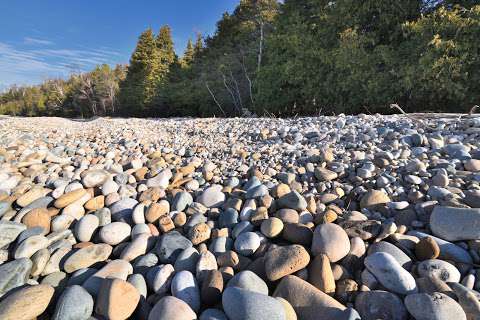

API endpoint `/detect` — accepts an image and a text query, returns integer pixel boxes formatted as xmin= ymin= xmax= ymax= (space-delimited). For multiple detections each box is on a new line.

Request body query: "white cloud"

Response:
xmin=0 ymin=41 xmax=125 ymax=88
xmin=23 ymin=37 xmax=54 ymax=46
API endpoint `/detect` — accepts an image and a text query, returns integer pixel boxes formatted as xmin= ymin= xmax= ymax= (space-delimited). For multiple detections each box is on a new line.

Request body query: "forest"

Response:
xmin=1 ymin=0 xmax=479 ymax=117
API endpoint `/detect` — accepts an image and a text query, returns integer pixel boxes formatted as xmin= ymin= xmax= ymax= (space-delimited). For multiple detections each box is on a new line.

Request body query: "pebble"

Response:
xmin=234 ymin=231 xmax=260 ymax=256
xmin=0 ymin=258 xmax=32 ymax=296
xmin=405 ymin=292 xmax=467 ymax=320
xmin=417 ymin=259 xmax=461 ymax=282
xmin=96 ymin=278 xmax=140 ymax=320
xmin=99 ymin=222 xmax=131 ymax=245
xmin=74 ymin=214 xmax=99 ymax=242
xmin=63 ymin=243 xmax=112 ymax=273
xmin=222 ymin=286 xmax=286 ymax=320
xmin=312 ymin=223 xmax=350 ymax=262
xmin=364 ymin=252 xmax=417 ymax=295
xmin=355 ymin=290 xmax=408 ymax=320
xmin=0 ymin=220 xmax=27 ymax=248
xmin=0 ymin=284 xmax=54 ymax=320
xmin=264 ymin=244 xmax=310 ymax=281
xmin=430 ymin=206 xmax=480 ymax=241
xmin=415 ymin=236 xmax=441 ymax=260
xmin=172 ymin=270 xmax=201 ymax=312
xmin=52 ymin=285 xmax=94 ymax=320
xmin=155 ymin=231 xmax=192 ymax=263
xmin=148 ymin=296 xmax=197 ymax=320
xmin=227 ymin=270 xmax=269 ymax=295
xmin=198 ymin=185 xmax=225 ymax=208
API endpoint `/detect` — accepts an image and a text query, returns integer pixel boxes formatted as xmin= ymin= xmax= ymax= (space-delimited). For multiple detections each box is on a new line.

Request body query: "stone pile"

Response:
xmin=0 ymin=114 xmax=479 ymax=319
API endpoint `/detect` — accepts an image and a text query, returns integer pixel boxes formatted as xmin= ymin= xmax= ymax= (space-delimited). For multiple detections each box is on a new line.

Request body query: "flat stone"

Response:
xmin=405 ymin=292 xmax=466 ymax=320
xmin=0 ymin=258 xmax=32 ymax=296
xmin=222 ymin=286 xmax=286 ymax=320
xmin=16 ymin=187 xmax=47 ymax=207
xmin=364 ymin=252 xmax=417 ymax=295
xmin=99 ymin=222 xmax=131 ymax=245
xmin=265 ymin=244 xmax=310 ymax=281
xmin=14 ymin=234 xmax=48 ymax=259
xmin=430 ymin=206 xmax=480 ymax=241
xmin=54 ymin=188 xmax=87 ymax=208
xmin=312 ymin=223 xmax=350 ymax=262
xmin=63 ymin=243 xmax=112 ymax=273
xmin=0 ymin=220 xmax=27 ymax=248
xmin=0 ymin=284 xmax=54 ymax=320
xmin=52 ymin=285 xmax=94 ymax=320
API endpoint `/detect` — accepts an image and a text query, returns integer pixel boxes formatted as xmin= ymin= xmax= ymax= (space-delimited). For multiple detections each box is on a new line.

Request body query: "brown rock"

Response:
xmin=261 ymin=217 xmax=284 ymax=238
xmin=96 ymin=278 xmax=140 ymax=320
xmin=265 ymin=244 xmax=310 ymax=281
xmin=201 ymin=269 xmax=223 ymax=305
xmin=360 ymin=190 xmax=391 ymax=209
xmin=274 ymin=183 xmax=291 ymax=198
xmin=63 ymin=243 xmax=112 ymax=273
xmin=22 ymin=208 xmax=50 ymax=232
xmin=84 ymin=195 xmax=104 ymax=211
xmin=158 ymin=215 xmax=175 ymax=233
xmin=335 ymin=279 xmax=358 ymax=304
xmin=0 ymin=284 xmax=54 ymax=320
xmin=308 ymin=254 xmax=335 ymax=295
xmin=145 ymin=200 xmax=169 ymax=223
xmin=276 ymin=209 xmax=299 ymax=224
xmin=415 ymin=236 xmax=440 ymax=260
xmin=173 ymin=212 xmax=187 ymax=227
xmin=273 ymin=275 xmax=347 ymax=320
xmin=282 ymin=223 xmax=313 ymax=246
xmin=189 ymin=222 xmax=211 ymax=245
xmin=54 ymin=188 xmax=87 ymax=208
xmin=138 ymin=187 xmax=165 ymax=202
xmin=217 ymin=250 xmax=239 ymax=268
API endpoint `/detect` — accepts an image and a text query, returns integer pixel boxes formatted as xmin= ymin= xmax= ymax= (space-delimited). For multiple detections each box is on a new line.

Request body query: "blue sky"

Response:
xmin=0 ymin=0 xmax=239 ymax=90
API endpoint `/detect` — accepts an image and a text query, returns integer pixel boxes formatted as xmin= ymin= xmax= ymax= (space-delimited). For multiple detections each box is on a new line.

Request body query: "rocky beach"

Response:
xmin=0 ymin=114 xmax=480 ymax=320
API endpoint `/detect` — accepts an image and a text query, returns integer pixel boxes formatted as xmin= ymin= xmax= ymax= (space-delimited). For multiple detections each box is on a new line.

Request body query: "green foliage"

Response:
xmin=2 ymin=1 xmax=479 ymax=117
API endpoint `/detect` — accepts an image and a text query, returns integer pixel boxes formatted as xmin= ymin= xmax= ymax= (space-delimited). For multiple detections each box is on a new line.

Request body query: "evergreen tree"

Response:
xmin=152 ymin=25 xmax=176 ymax=112
xmin=181 ymin=39 xmax=195 ymax=67
xmin=119 ymin=28 xmax=157 ymax=115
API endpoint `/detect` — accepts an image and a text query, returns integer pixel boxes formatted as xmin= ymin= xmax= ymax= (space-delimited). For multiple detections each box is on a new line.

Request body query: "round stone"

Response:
xmin=415 ymin=236 xmax=440 ymax=260
xmin=261 ymin=217 xmax=284 ymax=238
xmin=96 ymin=278 xmax=140 ymax=320
xmin=226 ymin=270 xmax=269 ymax=295
xmin=355 ymin=290 xmax=408 ymax=320
xmin=234 ymin=232 xmax=261 ymax=256
xmin=74 ymin=214 xmax=99 ymax=242
xmin=148 ymin=296 xmax=197 ymax=320
xmin=99 ymin=222 xmax=131 ymax=245
xmin=311 ymin=223 xmax=350 ymax=262
xmin=417 ymin=259 xmax=461 ymax=282
xmin=52 ymin=285 xmax=94 ymax=320
xmin=172 ymin=270 xmax=201 ymax=312
xmin=63 ymin=243 xmax=112 ymax=273
xmin=198 ymin=185 xmax=225 ymax=208
xmin=360 ymin=190 xmax=390 ymax=208
xmin=21 ymin=208 xmax=50 ymax=232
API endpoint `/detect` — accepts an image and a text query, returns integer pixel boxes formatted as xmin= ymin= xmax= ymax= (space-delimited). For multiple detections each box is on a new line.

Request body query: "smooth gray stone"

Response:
xmin=405 ymin=292 xmax=467 ymax=320
xmin=417 ymin=259 xmax=461 ymax=282
xmin=200 ymin=308 xmax=228 ymax=320
xmin=448 ymin=282 xmax=480 ymax=319
xmin=52 ymin=285 xmax=94 ymax=320
xmin=218 ymin=208 xmax=239 ymax=229
xmin=128 ymin=273 xmax=147 ymax=297
xmin=109 ymin=197 xmax=138 ymax=223
xmin=0 ymin=258 xmax=32 ymax=296
xmin=209 ymin=236 xmax=233 ymax=256
xmin=364 ymin=252 xmax=417 ymax=295
xmin=172 ymin=191 xmax=193 ymax=212
xmin=155 ymin=231 xmax=192 ymax=264
xmin=234 ymin=232 xmax=260 ymax=256
xmin=171 ymin=270 xmax=200 ymax=312
xmin=407 ymin=231 xmax=473 ymax=264
xmin=133 ymin=253 xmax=159 ymax=276
xmin=367 ymin=241 xmax=413 ymax=270
xmin=0 ymin=220 xmax=26 ymax=248
xmin=174 ymin=247 xmax=200 ymax=273
xmin=226 ymin=270 xmax=269 ymax=295
xmin=222 ymin=287 xmax=286 ymax=320
xmin=197 ymin=185 xmax=225 ymax=208
xmin=232 ymin=221 xmax=254 ymax=239
xmin=355 ymin=290 xmax=408 ymax=320
xmin=184 ymin=213 xmax=207 ymax=230
xmin=430 ymin=206 xmax=480 ymax=241
xmin=276 ymin=191 xmax=307 ymax=211
xmin=245 ymin=184 xmax=269 ymax=199
xmin=0 ymin=201 xmax=11 ymax=217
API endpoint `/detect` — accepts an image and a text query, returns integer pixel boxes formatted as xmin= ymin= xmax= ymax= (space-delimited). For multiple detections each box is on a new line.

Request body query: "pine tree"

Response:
xmin=119 ymin=28 xmax=157 ymax=115
xmin=181 ymin=39 xmax=195 ymax=67
xmin=193 ymin=33 xmax=203 ymax=58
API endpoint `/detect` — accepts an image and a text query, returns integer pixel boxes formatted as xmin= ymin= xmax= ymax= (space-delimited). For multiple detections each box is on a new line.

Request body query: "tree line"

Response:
xmin=1 ymin=0 xmax=479 ymax=117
